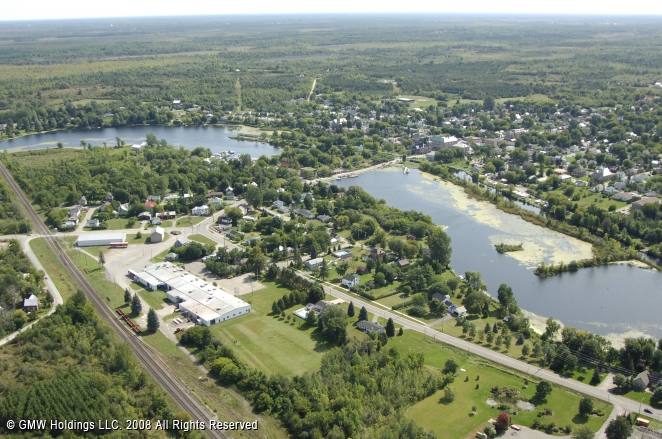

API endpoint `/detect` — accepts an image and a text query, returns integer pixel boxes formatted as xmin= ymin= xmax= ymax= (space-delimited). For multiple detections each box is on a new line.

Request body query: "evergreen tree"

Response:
xmin=590 ymin=368 xmax=602 ymax=385
xmin=358 ymin=306 xmax=368 ymax=321
xmin=385 ymin=318 xmax=395 ymax=337
xmin=271 ymin=301 xmax=281 ymax=314
xmin=124 ymin=289 xmax=132 ymax=305
xmin=98 ymin=250 xmax=106 ymax=267
xmin=347 ymin=301 xmax=355 ymax=317
xmin=319 ymin=259 xmax=329 ymax=280
xmin=147 ymin=308 xmax=160 ymax=332
xmin=493 ymin=322 xmax=499 ymax=333
xmin=131 ymin=293 xmax=142 ymax=316
xmin=398 ymin=327 xmax=404 ymax=336
xmin=485 ymin=322 xmax=491 ymax=334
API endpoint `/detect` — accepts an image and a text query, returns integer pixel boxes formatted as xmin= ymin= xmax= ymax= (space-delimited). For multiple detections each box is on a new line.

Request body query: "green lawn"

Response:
xmin=391 ymin=331 xmax=609 ymax=439
xmin=574 ymin=193 xmax=627 ymax=211
xmin=176 ymin=216 xmax=205 ymax=227
xmin=619 ymin=389 xmax=660 ymax=409
xmin=151 ymin=248 xmax=173 ymax=263
xmin=141 ymin=330 xmax=185 ymax=358
xmin=125 ymin=232 xmax=169 ymax=244
xmin=137 ymin=288 xmax=168 ymax=311
xmin=147 ymin=220 xmax=173 ymax=228
xmin=188 ymin=234 xmax=217 ymax=246
xmin=208 ymin=282 xmax=339 ymax=377
xmin=102 ymin=218 xmax=141 ymax=230
xmin=29 ymin=238 xmax=78 ymax=302
xmin=433 ymin=309 xmax=607 ymax=386
xmin=64 ymin=247 xmax=136 ymax=316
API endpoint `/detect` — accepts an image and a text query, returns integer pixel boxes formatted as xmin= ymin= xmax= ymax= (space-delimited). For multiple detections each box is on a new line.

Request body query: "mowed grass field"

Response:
xmin=209 ymin=282 xmax=341 ymax=376
xmin=176 ymin=216 xmax=205 ymax=227
xmin=29 ymin=237 xmax=78 ymax=301
xmin=387 ymin=331 xmax=609 ymax=438
xmin=188 ymin=234 xmax=217 ymax=245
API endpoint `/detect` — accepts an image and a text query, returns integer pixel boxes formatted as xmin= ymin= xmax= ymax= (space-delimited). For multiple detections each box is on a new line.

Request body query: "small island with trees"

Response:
xmin=495 ymin=243 xmax=524 ymax=254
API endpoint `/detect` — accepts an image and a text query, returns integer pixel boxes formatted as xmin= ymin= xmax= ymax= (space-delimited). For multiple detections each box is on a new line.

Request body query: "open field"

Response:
xmin=176 ymin=217 xmax=205 ymax=227
xmin=141 ymin=331 xmax=289 ymax=439
xmin=209 ymin=282 xmax=341 ymax=376
xmin=29 ymin=238 xmax=78 ymax=301
xmin=387 ymin=331 xmax=609 ymax=438
xmin=188 ymin=234 xmax=217 ymax=246
xmin=87 ymin=218 xmax=140 ymax=230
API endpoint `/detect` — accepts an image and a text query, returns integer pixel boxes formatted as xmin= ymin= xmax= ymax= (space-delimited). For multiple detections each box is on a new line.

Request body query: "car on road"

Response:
xmin=644 ymin=408 xmax=653 ymax=414
xmin=44 ymin=276 xmax=49 ymax=279
xmin=171 ymin=231 xmax=180 ymax=235
xmin=510 ymin=425 xmax=521 ymax=431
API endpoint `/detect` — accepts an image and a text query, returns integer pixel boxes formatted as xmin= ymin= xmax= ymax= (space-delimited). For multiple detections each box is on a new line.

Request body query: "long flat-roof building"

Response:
xmin=131 ymin=263 xmax=250 ymax=326
xmin=76 ymin=232 xmax=126 ymax=247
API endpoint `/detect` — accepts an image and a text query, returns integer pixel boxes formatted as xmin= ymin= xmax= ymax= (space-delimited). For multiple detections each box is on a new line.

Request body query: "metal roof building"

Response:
xmin=133 ymin=263 xmax=250 ymax=326
xmin=76 ymin=232 xmax=126 ymax=247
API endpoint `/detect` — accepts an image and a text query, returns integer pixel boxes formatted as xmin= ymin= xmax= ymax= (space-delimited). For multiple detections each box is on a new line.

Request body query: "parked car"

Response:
xmin=644 ymin=408 xmax=653 ymax=414
xmin=510 ymin=425 xmax=521 ymax=431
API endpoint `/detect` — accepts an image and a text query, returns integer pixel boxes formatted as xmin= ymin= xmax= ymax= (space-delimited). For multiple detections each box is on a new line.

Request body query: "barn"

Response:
xmin=76 ymin=232 xmax=126 ymax=247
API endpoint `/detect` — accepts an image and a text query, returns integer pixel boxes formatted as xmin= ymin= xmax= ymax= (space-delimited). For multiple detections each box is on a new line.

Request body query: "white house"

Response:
xmin=341 ymin=273 xmax=360 ymax=288
xmin=305 ymin=258 xmax=324 ymax=269
xmin=357 ymin=320 xmax=384 ymax=333
xmin=86 ymin=219 xmax=100 ymax=228
xmin=191 ymin=205 xmax=209 ymax=216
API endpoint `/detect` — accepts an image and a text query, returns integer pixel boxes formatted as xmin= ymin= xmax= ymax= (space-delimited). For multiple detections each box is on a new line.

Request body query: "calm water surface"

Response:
xmin=0 ymin=126 xmax=278 ymax=158
xmin=347 ymin=168 xmax=662 ymax=343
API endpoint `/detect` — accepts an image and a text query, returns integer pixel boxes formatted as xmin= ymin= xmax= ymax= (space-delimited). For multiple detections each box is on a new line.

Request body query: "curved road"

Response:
xmin=192 ymin=214 xmax=661 ymax=421
xmin=0 ymin=235 xmax=64 ymax=347
xmin=0 ymin=162 xmax=228 ymax=439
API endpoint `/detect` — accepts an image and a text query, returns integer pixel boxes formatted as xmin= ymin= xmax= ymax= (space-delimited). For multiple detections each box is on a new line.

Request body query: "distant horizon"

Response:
xmin=2 ymin=4 xmax=662 ymax=22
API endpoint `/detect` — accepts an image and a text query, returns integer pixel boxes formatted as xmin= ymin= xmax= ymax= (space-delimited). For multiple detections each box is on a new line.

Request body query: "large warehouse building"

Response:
xmin=76 ymin=232 xmax=126 ymax=247
xmin=130 ymin=263 xmax=251 ymax=326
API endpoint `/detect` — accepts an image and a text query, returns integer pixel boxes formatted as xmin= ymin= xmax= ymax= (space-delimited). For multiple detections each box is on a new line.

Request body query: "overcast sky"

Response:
xmin=2 ymin=0 xmax=661 ymax=21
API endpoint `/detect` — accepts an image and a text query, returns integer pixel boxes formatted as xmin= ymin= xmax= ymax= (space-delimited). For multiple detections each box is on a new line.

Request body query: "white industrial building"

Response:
xmin=129 ymin=263 xmax=250 ymax=326
xmin=76 ymin=232 xmax=126 ymax=247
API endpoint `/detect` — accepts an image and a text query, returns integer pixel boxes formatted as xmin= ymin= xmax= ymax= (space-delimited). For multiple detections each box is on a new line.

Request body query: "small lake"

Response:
xmin=346 ymin=168 xmax=662 ymax=344
xmin=0 ymin=126 xmax=279 ymax=158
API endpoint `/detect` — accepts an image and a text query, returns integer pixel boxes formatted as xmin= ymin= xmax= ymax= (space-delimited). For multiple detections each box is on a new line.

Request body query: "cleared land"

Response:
xmin=387 ymin=332 xmax=609 ymax=438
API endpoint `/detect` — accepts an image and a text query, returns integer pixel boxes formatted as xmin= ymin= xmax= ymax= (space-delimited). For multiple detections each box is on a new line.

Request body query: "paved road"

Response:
xmin=188 ymin=218 xmax=661 ymax=421
xmin=0 ymin=162 xmax=228 ymax=439
xmin=291 ymin=271 xmax=661 ymax=421
xmin=0 ymin=235 xmax=64 ymax=346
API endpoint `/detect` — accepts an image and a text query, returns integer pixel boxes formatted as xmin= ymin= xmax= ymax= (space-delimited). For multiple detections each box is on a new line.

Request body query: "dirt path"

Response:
xmin=235 ymin=78 xmax=242 ymax=110
xmin=307 ymin=78 xmax=317 ymax=101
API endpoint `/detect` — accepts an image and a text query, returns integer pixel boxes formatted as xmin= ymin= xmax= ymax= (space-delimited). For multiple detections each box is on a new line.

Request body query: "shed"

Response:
xmin=150 ymin=227 xmax=165 ymax=243
xmin=23 ymin=294 xmax=39 ymax=312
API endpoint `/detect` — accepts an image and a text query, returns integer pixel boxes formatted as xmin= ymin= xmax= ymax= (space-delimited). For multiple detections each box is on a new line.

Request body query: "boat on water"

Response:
xmin=228 ymin=150 xmax=235 ymax=154
xmin=404 ymin=167 xmax=409 ymax=174
xmin=348 ymin=174 xmax=358 ymax=178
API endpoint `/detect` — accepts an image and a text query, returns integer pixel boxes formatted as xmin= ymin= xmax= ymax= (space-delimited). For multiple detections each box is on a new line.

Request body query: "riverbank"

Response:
xmin=0 ymin=124 xmax=279 ymax=157
xmin=413 ymin=170 xmax=594 ymax=269
xmin=417 ymin=168 xmax=661 ymax=276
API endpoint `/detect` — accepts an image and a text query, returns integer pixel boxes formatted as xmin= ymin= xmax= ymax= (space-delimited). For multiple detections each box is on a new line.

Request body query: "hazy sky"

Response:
xmin=2 ymin=0 xmax=662 ymax=21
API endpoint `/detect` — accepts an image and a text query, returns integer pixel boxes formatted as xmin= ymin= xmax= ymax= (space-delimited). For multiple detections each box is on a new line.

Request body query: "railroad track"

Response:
xmin=0 ymin=162 xmax=228 ymax=439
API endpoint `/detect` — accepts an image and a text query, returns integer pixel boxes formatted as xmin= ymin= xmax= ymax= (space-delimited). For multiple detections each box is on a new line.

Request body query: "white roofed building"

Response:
xmin=76 ymin=233 xmax=126 ymax=247
xmin=132 ymin=263 xmax=250 ymax=326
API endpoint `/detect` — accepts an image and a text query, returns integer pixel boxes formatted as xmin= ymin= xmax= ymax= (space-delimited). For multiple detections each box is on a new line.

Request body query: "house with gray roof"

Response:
xmin=357 ymin=320 xmax=384 ymax=334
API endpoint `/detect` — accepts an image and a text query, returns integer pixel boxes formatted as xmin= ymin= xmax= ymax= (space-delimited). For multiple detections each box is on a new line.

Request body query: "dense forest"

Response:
xmin=0 ymin=15 xmax=661 ymax=129
xmin=0 ymin=291 xmax=186 ymax=438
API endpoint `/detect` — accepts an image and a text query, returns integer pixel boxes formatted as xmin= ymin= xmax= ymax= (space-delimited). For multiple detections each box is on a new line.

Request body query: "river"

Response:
xmin=0 ymin=126 xmax=279 ymax=157
xmin=345 ymin=168 xmax=662 ymax=345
